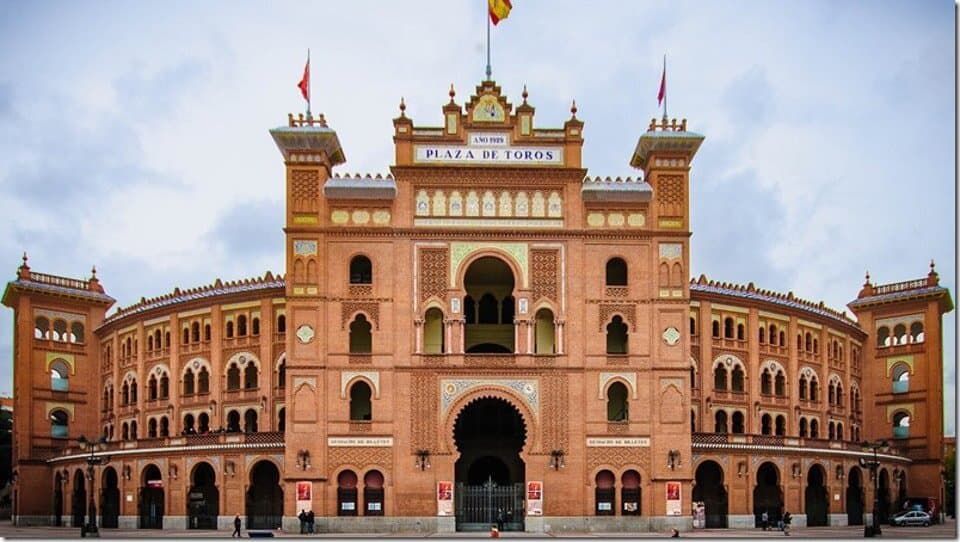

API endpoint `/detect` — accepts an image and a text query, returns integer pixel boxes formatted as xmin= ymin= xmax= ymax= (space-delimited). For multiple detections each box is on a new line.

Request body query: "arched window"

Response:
xmin=714 ymin=410 xmax=728 ymax=433
xmin=278 ymin=407 xmax=286 ymax=432
xmin=799 ymin=418 xmax=808 ymax=438
xmin=759 ymin=326 xmax=765 ymax=343
xmin=595 ymin=470 xmax=616 ymax=515
xmin=244 ymin=363 xmax=258 ymax=389
xmin=35 ymin=316 xmax=50 ymax=339
xmin=226 ymin=363 xmax=241 ymax=391
xmin=159 ymin=416 xmax=169 ymax=437
xmin=836 ymin=422 xmax=844 ymax=441
xmin=606 ymin=315 xmax=628 ymax=354
xmin=159 ymin=374 xmax=169 ymax=399
xmin=148 ymin=418 xmax=158 ymax=438
xmin=237 ymin=315 xmax=248 ymax=337
xmin=363 ymin=470 xmax=385 ymax=516
xmin=226 ymin=411 xmax=241 ymax=432
xmin=731 ymin=366 xmax=744 ymax=392
xmin=809 ymin=378 xmax=819 ymax=402
xmin=828 ymin=382 xmax=835 ymax=405
xmin=797 ymin=334 xmax=803 ymax=350
xmin=53 ymin=319 xmax=67 ymax=342
xmin=714 ymin=366 xmax=728 ymax=391
xmin=50 ymin=410 xmax=69 ymax=438
xmin=501 ymin=296 xmax=515 ymax=324
xmin=463 ymin=295 xmax=476 ymax=324
xmin=182 ymin=327 xmax=190 ymax=345
xmin=805 ymin=332 xmax=812 ymax=351
xmin=810 ymin=419 xmax=819 ymax=439
xmin=121 ymin=382 xmax=130 ymax=405
xmin=198 ymin=368 xmax=210 ymax=394
xmin=349 ymin=314 xmax=373 ymax=353
xmin=183 ymin=369 xmax=195 ymax=396
xmin=534 ymin=308 xmax=555 ymax=354
xmin=225 ymin=321 xmax=234 ymax=339
xmin=775 ymin=415 xmax=786 ymax=436
xmin=337 ymin=470 xmax=359 ymax=517
xmin=350 ymin=381 xmax=372 ymax=421
xmin=251 ymin=318 xmax=260 ymax=336
xmin=191 ymin=322 xmax=200 ymax=343
xmin=605 ymin=258 xmax=628 ymax=286
xmin=183 ymin=414 xmax=195 ymax=434
xmin=198 ymin=412 xmax=210 ymax=433
xmin=779 ymin=331 xmax=786 ymax=346
xmin=132 ymin=420 xmax=140 ymax=439
xmin=828 ymin=421 xmax=835 ymax=440
xmin=243 ymin=409 xmax=258 ymax=433
xmin=724 ymin=318 xmax=734 ymax=339
xmin=277 ymin=360 xmax=286 ymax=389
xmin=760 ymin=370 xmax=772 ymax=395
xmin=621 ymin=470 xmax=641 ymax=516
xmin=910 ymin=322 xmax=924 ymax=343
xmin=799 ymin=376 xmax=808 ymax=400
xmin=350 ymin=256 xmax=372 ymax=284
xmin=50 ymin=359 xmax=70 ymax=391
xmin=712 ymin=320 xmax=720 ymax=338
xmin=130 ymin=379 xmax=138 ymax=403
xmin=892 ymin=365 xmax=910 ymax=394
xmin=147 ymin=375 xmax=158 ymax=401
xmin=761 ymin=414 xmax=772 ymax=435
xmin=153 ymin=330 xmax=162 ymax=350
xmin=72 ymin=322 xmax=85 ymax=344
xmin=835 ymin=383 xmax=843 ymax=406
xmin=736 ymin=323 xmax=745 ymax=341
xmin=893 ymin=324 xmax=907 ymax=346
xmin=774 ymin=371 xmax=785 ymax=396
xmin=204 ymin=324 xmax=211 ymax=341
xmin=424 ymin=308 xmax=445 ymax=354
xmin=877 ymin=326 xmax=890 ymax=347
xmin=121 ymin=422 xmax=129 ymax=441
xmin=147 ymin=335 xmax=154 ymax=351
xmin=690 ymin=317 xmax=697 ymax=336
xmin=691 ymin=410 xmax=697 ymax=432
xmin=606 ymin=382 xmax=629 ymax=422
xmin=732 ymin=411 xmax=745 ymax=434
xmin=277 ymin=314 xmax=286 ymax=333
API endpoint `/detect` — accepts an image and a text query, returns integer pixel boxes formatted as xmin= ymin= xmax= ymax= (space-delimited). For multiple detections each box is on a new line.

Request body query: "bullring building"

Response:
xmin=3 ymin=79 xmax=951 ymax=533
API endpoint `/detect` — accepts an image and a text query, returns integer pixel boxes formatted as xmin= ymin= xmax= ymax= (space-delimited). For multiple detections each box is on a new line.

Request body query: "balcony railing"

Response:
xmin=49 ymin=431 xmax=285 ymax=459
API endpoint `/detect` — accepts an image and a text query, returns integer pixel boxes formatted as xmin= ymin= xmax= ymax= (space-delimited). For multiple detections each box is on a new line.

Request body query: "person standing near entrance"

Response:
xmin=496 ymin=507 xmax=505 ymax=531
xmin=232 ymin=514 xmax=242 ymax=537
xmin=761 ymin=509 xmax=769 ymax=531
xmin=782 ymin=511 xmax=792 ymax=536
xmin=307 ymin=509 xmax=315 ymax=533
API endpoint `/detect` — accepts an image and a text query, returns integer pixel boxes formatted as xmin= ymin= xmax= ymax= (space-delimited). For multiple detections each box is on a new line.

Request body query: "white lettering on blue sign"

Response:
xmin=415 ymin=145 xmax=563 ymax=165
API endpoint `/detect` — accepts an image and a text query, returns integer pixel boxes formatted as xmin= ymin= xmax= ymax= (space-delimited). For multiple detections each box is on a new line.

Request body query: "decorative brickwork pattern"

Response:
xmin=290 ymin=169 xmax=320 ymax=214
xmin=586 ymin=446 xmax=650 ymax=473
xmin=530 ymin=249 xmax=559 ymax=304
xmin=327 ymin=446 xmax=392 ymax=472
xmin=341 ymin=301 xmax=380 ymax=330
xmin=348 ymin=285 xmax=373 ymax=298
xmin=542 ymin=374 xmax=569 ymax=454
xmin=598 ymin=303 xmax=637 ymax=331
xmin=419 ymin=248 xmax=449 ymax=304
xmin=657 ymin=175 xmax=684 ymax=218
xmin=410 ymin=373 xmax=438 ymax=453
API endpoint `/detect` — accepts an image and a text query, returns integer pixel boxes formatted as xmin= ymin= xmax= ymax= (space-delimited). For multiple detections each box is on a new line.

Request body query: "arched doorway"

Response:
xmin=846 ymin=467 xmax=865 ymax=526
xmin=463 ymin=257 xmax=516 ymax=353
xmin=805 ymin=464 xmax=829 ymax=526
xmin=753 ymin=462 xmax=783 ymax=527
xmin=101 ymin=467 xmax=120 ymax=528
xmin=878 ymin=469 xmax=891 ymax=524
xmin=246 ymin=461 xmax=282 ymax=529
xmin=188 ymin=463 xmax=219 ymax=529
xmin=53 ymin=471 xmax=64 ymax=527
xmin=693 ymin=461 xmax=728 ymax=528
xmin=71 ymin=470 xmax=86 ymax=528
xmin=363 ymin=470 xmax=385 ymax=516
xmin=139 ymin=464 xmax=164 ymax=529
xmin=453 ymin=397 xmax=526 ymax=531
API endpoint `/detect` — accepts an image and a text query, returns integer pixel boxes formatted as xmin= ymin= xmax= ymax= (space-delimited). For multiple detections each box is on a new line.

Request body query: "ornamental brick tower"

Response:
xmin=1 ymin=256 xmax=114 ymax=524
xmin=848 ymin=263 xmax=953 ymax=518
xmin=270 ymin=113 xmax=346 ymax=525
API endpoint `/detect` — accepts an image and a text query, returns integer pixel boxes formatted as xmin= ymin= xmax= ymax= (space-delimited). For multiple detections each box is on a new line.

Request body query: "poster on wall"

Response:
xmin=296 ymin=481 xmax=312 ymax=513
xmin=666 ymin=482 xmax=682 ymax=516
xmin=437 ymin=481 xmax=454 ymax=516
xmin=526 ymin=481 xmax=543 ymax=516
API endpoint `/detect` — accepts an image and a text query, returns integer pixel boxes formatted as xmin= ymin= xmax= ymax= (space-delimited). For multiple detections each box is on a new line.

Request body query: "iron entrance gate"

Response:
xmin=455 ymin=481 xmax=524 ymax=531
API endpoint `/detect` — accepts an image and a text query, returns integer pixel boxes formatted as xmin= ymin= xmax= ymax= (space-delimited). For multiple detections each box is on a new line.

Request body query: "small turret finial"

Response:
xmin=930 ymin=259 xmax=936 ymax=273
xmin=449 ymin=84 xmax=456 ymax=103
xmin=21 ymin=252 xmax=27 ymax=267
xmin=17 ymin=251 xmax=30 ymax=280
xmin=522 ymin=84 xmax=528 ymax=104
xmin=399 ymin=97 xmax=406 ymax=117
xmin=864 ymin=271 xmax=870 ymax=285
xmin=91 ymin=265 xmax=97 ymax=279
xmin=570 ymin=99 xmax=578 ymax=118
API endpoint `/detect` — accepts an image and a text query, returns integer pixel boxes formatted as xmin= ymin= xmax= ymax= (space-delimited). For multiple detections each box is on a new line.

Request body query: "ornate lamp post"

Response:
xmin=77 ymin=435 xmax=107 ymax=538
xmin=859 ymin=439 xmax=888 ymax=538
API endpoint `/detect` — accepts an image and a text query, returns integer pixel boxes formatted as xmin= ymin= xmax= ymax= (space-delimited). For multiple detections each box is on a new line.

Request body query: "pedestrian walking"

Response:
xmin=232 ymin=514 xmax=242 ymax=537
xmin=782 ymin=511 xmax=792 ymax=536
xmin=298 ymin=510 xmax=307 ymax=534
xmin=307 ymin=509 xmax=315 ymax=533
xmin=761 ymin=509 xmax=769 ymax=531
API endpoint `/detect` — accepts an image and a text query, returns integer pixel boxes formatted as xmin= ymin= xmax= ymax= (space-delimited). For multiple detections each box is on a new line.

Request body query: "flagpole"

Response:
xmin=486 ymin=11 xmax=492 ymax=80
xmin=306 ymin=48 xmax=312 ymax=118
xmin=662 ymin=54 xmax=667 ymax=122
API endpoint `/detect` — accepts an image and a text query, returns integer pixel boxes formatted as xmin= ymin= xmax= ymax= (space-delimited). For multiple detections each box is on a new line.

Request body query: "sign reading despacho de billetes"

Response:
xmin=586 ymin=437 xmax=651 ymax=447
xmin=327 ymin=437 xmax=394 ymax=447
xmin=414 ymin=145 xmax=564 ymax=165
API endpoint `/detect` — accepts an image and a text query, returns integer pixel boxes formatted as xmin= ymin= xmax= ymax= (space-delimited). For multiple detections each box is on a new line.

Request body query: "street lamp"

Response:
xmin=77 ymin=435 xmax=108 ymax=538
xmin=859 ymin=439 xmax=888 ymax=538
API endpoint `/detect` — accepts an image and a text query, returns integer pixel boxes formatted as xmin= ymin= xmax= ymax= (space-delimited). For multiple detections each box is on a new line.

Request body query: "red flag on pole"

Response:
xmin=297 ymin=55 xmax=310 ymax=104
xmin=657 ymin=57 xmax=666 ymax=106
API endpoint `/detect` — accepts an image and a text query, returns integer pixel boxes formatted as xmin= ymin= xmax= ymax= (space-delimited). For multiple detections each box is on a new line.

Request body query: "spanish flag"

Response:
xmin=489 ymin=0 xmax=512 ymax=25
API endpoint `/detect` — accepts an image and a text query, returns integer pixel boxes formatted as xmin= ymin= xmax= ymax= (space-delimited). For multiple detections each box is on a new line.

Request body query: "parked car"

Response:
xmin=890 ymin=510 xmax=931 ymax=527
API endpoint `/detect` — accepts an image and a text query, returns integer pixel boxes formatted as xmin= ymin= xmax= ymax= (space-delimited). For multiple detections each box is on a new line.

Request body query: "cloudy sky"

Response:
xmin=0 ymin=1 xmax=955 ymax=433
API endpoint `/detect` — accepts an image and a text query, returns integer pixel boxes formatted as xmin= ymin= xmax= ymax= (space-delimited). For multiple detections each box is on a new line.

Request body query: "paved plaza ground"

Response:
xmin=0 ymin=520 xmax=955 ymax=539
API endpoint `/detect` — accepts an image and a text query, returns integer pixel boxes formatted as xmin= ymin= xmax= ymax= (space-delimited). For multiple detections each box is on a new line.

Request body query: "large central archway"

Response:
xmin=246 ymin=461 xmax=282 ymax=530
xmin=753 ymin=462 xmax=783 ymax=527
xmin=463 ymin=257 xmax=516 ymax=353
xmin=188 ymin=462 xmax=219 ymax=529
xmin=453 ymin=397 xmax=526 ymax=531
xmin=846 ymin=467 xmax=865 ymax=526
xmin=805 ymin=464 xmax=829 ymax=526
xmin=101 ymin=467 xmax=120 ymax=528
xmin=693 ymin=461 xmax=728 ymax=528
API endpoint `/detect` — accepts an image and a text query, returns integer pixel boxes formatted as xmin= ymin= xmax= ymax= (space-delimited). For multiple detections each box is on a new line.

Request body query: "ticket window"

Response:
xmin=363 ymin=470 xmax=384 ymax=516
xmin=595 ymin=470 xmax=616 ymax=516
xmin=621 ymin=470 xmax=641 ymax=516
xmin=337 ymin=470 xmax=358 ymax=517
